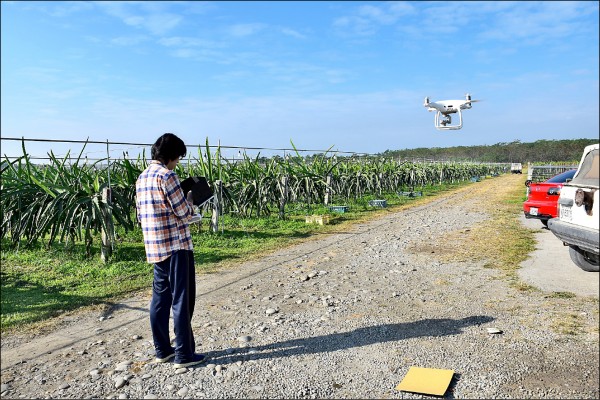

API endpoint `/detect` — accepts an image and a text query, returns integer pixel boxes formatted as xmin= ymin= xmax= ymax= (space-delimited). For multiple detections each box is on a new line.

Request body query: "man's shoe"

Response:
xmin=173 ymin=353 xmax=208 ymax=368
xmin=153 ymin=352 xmax=175 ymax=363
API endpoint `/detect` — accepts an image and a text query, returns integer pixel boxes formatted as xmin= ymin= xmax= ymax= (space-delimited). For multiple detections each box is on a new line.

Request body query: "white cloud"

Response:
xmin=333 ymin=1 xmax=416 ymax=37
xmin=333 ymin=15 xmax=377 ymax=37
xmin=39 ymin=108 xmax=60 ymax=116
xmin=17 ymin=67 xmax=63 ymax=83
xmin=476 ymin=1 xmax=598 ymax=44
xmin=334 ymin=1 xmax=598 ymax=48
xmin=228 ymin=23 xmax=266 ymax=37
xmin=571 ymin=69 xmax=593 ymax=76
xmin=357 ymin=2 xmax=415 ymax=25
xmin=64 ymin=89 xmax=423 ymax=153
xmin=142 ymin=13 xmax=182 ymax=36
xmin=170 ymin=48 xmax=198 ymax=59
xmin=44 ymin=2 xmax=95 ymax=17
xmin=357 ymin=5 xmax=394 ymax=24
xmin=388 ymin=1 xmax=419 ymax=16
xmin=111 ymin=35 xmax=149 ymax=46
xmin=158 ymin=36 xmax=220 ymax=48
xmin=83 ymin=35 xmax=102 ymax=44
xmin=94 ymin=2 xmax=183 ymax=36
xmin=116 ymin=13 xmax=181 ymax=36
xmin=280 ymin=27 xmax=306 ymax=39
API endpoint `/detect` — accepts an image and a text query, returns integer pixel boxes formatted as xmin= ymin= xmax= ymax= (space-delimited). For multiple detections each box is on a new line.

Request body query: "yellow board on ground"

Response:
xmin=395 ymin=366 xmax=455 ymax=396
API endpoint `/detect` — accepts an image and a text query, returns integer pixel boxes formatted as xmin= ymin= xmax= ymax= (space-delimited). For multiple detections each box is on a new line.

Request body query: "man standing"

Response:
xmin=136 ymin=133 xmax=206 ymax=368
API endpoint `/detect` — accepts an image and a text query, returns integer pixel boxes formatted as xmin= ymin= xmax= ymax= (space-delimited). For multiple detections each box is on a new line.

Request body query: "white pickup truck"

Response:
xmin=548 ymin=143 xmax=599 ymax=272
xmin=511 ymin=163 xmax=522 ymax=174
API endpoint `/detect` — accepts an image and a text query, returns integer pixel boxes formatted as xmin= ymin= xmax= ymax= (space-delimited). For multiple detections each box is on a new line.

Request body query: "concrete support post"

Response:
xmin=101 ymin=187 xmax=113 ymax=263
xmin=210 ymin=180 xmax=222 ymax=233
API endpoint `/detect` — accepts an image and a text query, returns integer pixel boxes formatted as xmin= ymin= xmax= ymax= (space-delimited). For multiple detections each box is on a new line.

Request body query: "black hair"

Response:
xmin=151 ymin=133 xmax=187 ymax=163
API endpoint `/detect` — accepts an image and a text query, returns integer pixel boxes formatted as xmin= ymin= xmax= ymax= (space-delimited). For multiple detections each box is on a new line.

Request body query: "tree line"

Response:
xmin=379 ymin=139 xmax=597 ymax=163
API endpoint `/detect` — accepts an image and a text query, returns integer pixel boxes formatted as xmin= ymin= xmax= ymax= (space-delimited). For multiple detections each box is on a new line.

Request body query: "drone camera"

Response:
xmin=425 ymin=94 xmax=474 ymax=130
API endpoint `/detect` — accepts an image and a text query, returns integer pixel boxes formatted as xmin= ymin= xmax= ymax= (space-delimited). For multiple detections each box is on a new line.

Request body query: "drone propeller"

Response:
xmin=465 ymin=93 xmax=482 ymax=103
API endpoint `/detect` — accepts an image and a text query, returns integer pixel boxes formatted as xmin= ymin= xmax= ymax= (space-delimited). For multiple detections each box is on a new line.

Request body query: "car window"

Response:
xmin=570 ymin=148 xmax=599 ymax=186
xmin=547 ymin=169 xmax=577 ymax=183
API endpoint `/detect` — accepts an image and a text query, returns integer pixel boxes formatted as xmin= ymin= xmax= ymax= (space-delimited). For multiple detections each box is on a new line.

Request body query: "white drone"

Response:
xmin=423 ymin=93 xmax=481 ymax=130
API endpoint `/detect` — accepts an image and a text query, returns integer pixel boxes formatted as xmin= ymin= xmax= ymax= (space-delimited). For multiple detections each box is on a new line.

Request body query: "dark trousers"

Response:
xmin=150 ymin=249 xmax=196 ymax=360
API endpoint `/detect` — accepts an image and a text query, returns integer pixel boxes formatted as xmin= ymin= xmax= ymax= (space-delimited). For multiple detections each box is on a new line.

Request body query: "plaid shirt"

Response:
xmin=136 ymin=160 xmax=194 ymax=263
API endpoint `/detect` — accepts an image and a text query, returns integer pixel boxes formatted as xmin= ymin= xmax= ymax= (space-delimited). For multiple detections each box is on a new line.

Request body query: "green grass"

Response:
xmin=1 ymin=242 xmax=153 ymax=328
xmin=0 ymin=180 xmax=471 ymax=333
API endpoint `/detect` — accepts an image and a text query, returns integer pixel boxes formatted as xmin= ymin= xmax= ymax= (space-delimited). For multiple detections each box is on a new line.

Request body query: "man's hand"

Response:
xmin=186 ymin=190 xmax=194 ymax=204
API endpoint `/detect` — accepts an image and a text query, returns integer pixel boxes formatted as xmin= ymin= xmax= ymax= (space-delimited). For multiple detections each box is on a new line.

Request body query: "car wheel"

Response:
xmin=569 ymin=246 xmax=600 ymax=272
xmin=541 ymin=219 xmax=549 ymax=227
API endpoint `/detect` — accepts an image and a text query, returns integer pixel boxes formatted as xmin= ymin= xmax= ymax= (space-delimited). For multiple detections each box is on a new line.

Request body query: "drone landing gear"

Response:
xmin=435 ymin=110 xmax=463 ymax=130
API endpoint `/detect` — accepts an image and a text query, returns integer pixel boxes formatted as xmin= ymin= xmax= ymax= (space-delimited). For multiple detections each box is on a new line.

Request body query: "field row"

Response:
xmin=1 ymin=140 xmax=510 ymax=256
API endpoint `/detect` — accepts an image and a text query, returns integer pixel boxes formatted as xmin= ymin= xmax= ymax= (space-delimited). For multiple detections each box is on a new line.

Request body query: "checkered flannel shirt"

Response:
xmin=136 ymin=160 xmax=194 ymax=263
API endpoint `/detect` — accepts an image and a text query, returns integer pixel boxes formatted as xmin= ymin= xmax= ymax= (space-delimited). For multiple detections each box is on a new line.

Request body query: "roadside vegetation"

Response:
xmin=1 ymin=139 xmax=506 ymax=254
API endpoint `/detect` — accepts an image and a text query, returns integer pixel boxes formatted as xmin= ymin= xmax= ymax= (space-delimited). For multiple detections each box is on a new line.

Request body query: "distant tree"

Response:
xmin=380 ymin=138 xmax=595 ymax=163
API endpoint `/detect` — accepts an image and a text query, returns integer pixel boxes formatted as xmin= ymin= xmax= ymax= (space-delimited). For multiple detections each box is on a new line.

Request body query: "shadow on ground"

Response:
xmin=204 ymin=315 xmax=493 ymax=363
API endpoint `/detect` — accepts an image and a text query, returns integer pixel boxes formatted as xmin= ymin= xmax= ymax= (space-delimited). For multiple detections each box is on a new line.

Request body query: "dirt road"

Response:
xmin=518 ymin=214 xmax=599 ymax=297
xmin=1 ymin=174 xmax=598 ymax=399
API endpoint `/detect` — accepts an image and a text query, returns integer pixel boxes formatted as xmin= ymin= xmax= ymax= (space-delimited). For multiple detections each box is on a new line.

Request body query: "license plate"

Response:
xmin=560 ymin=205 xmax=572 ymax=221
xmin=530 ymin=207 xmax=538 ymax=216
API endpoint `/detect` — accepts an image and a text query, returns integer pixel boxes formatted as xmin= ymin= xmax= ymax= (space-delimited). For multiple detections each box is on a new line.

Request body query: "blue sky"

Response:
xmin=1 ymin=1 xmax=599 ymax=160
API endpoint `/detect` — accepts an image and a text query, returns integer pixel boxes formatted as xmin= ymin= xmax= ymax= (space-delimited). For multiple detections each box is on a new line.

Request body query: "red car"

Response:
xmin=523 ymin=169 xmax=577 ymax=226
